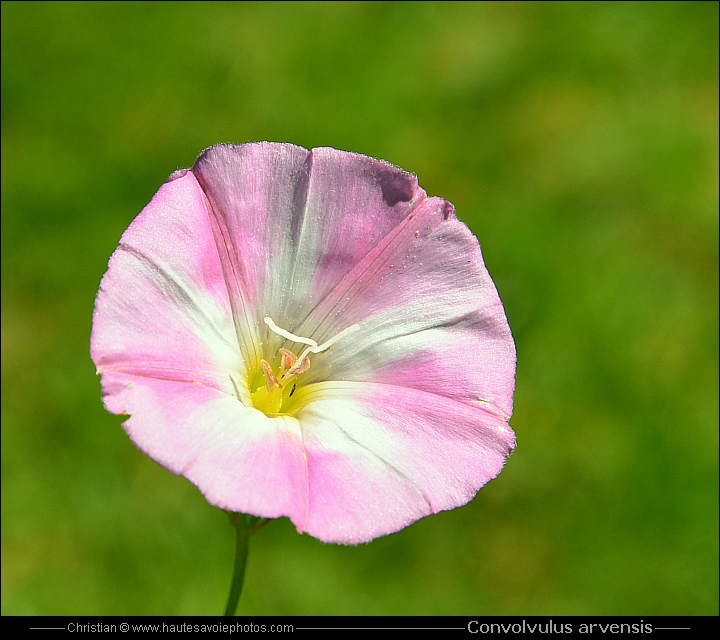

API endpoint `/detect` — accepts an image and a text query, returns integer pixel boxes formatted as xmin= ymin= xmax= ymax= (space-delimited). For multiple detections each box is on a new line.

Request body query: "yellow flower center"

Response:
xmin=248 ymin=316 xmax=359 ymax=416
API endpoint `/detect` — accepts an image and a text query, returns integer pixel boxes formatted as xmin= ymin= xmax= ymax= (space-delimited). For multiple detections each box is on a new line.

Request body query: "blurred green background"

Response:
xmin=2 ymin=1 xmax=717 ymax=616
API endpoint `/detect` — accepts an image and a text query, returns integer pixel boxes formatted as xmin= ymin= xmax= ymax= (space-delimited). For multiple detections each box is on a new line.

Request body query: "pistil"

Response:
xmin=250 ymin=316 xmax=360 ymax=416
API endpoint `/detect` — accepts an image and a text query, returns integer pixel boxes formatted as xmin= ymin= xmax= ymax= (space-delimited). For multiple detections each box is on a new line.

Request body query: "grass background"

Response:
xmin=2 ymin=1 xmax=717 ymax=616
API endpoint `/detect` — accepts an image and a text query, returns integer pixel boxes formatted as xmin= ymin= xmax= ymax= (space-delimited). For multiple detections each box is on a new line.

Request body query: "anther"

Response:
xmin=286 ymin=354 xmax=310 ymax=376
xmin=260 ymin=359 xmax=283 ymax=393
xmin=279 ymin=348 xmax=310 ymax=376
xmin=278 ymin=348 xmax=297 ymax=371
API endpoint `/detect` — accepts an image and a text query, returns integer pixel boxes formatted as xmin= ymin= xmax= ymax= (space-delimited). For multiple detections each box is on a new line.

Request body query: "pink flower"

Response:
xmin=91 ymin=143 xmax=516 ymax=544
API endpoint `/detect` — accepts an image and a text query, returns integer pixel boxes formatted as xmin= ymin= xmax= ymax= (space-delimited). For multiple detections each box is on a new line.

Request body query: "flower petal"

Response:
xmin=192 ymin=143 xmax=426 ymax=358
xmin=91 ymin=169 xmax=246 ymax=403
xmin=297 ymin=195 xmax=516 ymax=419
xmin=92 ymin=143 xmax=516 ymax=545
xmin=192 ymin=143 xmax=513 ymax=419
xmin=101 ymin=371 xmax=308 ymax=522
xmin=293 ymin=381 xmax=516 ymax=544
xmin=359 ymin=309 xmax=515 ymax=418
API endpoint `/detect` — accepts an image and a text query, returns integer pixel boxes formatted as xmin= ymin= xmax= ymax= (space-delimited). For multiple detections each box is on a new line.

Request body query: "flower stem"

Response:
xmin=224 ymin=513 xmax=250 ymax=616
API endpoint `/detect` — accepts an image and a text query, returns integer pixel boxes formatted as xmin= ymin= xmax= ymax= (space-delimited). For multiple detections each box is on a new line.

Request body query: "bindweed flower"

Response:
xmin=91 ymin=143 xmax=516 ymax=545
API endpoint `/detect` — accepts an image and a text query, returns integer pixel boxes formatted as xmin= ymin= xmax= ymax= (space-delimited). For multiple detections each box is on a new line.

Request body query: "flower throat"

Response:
xmin=249 ymin=316 xmax=359 ymax=416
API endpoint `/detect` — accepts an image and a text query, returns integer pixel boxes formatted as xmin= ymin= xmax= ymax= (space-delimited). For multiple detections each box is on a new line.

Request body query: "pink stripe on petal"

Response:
xmin=297 ymin=195 xmax=515 ymax=420
xmin=295 ymin=382 xmax=515 ymax=543
xmin=91 ymin=170 xmax=244 ymax=394
xmin=192 ymin=143 xmax=310 ymax=321
xmin=303 ymin=196 xmax=499 ymax=334
xmin=293 ymin=147 xmax=423 ymax=315
xmin=302 ymin=446 xmax=431 ymax=545
xmin=104 ymin=371 xmax=308 ymax=523
xmin=315 ymin=305 xmax=516 ymax=419
xmin=193 ymin=144 xmax=426 ymax=356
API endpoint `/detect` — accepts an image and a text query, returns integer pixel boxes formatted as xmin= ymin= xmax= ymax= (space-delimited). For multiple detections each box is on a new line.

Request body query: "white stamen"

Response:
xmin=264 ymin=317 xmax=317 ymax=348
xmin=264 ymin=315 xmax=361 ymax=376
xmin=295 ymin=323 xmax=361 ymax=364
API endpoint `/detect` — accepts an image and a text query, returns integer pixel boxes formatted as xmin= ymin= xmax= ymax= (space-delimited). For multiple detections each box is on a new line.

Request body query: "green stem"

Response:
xmin=224 ymin=513 xmax=250 ymax=616
xmin=248 ymin=517 xmax=271 ymax=536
